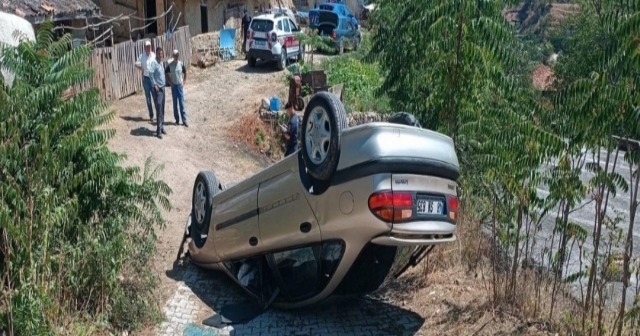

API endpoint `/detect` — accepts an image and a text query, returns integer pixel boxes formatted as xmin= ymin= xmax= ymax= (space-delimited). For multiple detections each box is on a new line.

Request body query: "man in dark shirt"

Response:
xmin=241 ymin=9 xmax=252 ymax=56
xmin=282 ymin=102 xmax=299 ymax=157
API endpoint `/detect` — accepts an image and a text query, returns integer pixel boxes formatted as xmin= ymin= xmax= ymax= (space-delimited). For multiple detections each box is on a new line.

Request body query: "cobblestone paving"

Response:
xmin=157 ymin=260 xmax=425 ymax=336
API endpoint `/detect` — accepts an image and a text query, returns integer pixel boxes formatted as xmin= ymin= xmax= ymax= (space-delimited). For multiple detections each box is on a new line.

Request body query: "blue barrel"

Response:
xmin=269 ymin=97 xmax=281 ymax=112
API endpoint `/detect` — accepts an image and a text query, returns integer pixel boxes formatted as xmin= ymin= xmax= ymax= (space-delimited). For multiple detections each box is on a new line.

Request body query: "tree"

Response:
xmin=368 ymin=0 xmax=640 ymax=334
xmin=0 ymin=22 xmax=171 ymax=334
xmin=295 ymin=29 xmax=336 ymax=66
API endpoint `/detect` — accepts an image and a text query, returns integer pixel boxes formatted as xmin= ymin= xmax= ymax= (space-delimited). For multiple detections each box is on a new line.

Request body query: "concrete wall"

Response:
xmin=0 ymin=11 xmax=36 ymax=87
xmin=184 ymin=0 xmax=201 ymax=36
xmin=93 ymin=0 xmax=143 ymax=40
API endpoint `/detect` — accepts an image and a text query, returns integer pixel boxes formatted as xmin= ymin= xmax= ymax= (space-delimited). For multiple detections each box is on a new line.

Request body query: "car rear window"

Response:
xmin=319 ymin=4 xmax=334 ymax=10
xmin=250 ymin=19 xmax=274 ymax=32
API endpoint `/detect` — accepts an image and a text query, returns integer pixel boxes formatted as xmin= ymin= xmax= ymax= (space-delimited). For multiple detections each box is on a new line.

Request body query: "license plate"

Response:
xmin=417 ymin=198 xmax=444 ymax=215
xmin=254 ymin=40 xmax=266 ymax=46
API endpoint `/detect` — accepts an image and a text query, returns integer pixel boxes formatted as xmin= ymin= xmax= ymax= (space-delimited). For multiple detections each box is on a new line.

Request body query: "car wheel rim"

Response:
xmin=305 ymin=106 xmax=331 ymax=165
xmin=195 ymin=182 xmax=207 ymax=224
xmin=282 ymin=52 xmax=286 ymax=67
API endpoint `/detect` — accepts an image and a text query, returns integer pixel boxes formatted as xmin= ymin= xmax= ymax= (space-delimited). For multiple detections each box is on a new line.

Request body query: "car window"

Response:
xmin=277 ymin=19 xmax=283 ymax=31
xmin=250 ymin=19 xmax=274 ymax=32
xmin=283 ymin=18 xmax=291 ymax=33
xmin=347 ymin=21 xmax=355 ymax=30
xmin=272 ymin=246 xmax=318 ymax=300
xmin=289 ymin=19 xmax=298 ymax=32
xmin=339 ymin=18 xmax=346 ymax=30
xmin=319 ymin=4 xmax=333 ymax=10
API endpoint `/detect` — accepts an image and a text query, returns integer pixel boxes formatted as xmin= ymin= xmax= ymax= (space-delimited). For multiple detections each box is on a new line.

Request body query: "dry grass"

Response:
xmin=227 ymin=113 xmax=284 ymax=159
xmin=372 ymin=207 xmax=592 ymax=335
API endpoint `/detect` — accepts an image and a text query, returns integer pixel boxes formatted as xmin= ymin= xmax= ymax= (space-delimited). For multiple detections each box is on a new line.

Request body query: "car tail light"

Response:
xmin=331 ymin=31 xmax=337 ymax=39
xmin=368 ymin=191 xmax=413 ymax=222
xmin=447 ymin=195 xmax=459 ymax=222
xmin=271 ymin=32 xmax=277 ymax=42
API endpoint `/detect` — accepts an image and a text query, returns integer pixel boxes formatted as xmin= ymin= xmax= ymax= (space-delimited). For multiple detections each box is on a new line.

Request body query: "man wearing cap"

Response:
xmin=135 ymin=40 xmax=156 ymax=122
xmin=148 ymin=47 xmax=167 ymax=139
xmin=165 ymin=49 xmax=188 ymax=127
xmin=241 ymin=9 xmax=252 ymax=56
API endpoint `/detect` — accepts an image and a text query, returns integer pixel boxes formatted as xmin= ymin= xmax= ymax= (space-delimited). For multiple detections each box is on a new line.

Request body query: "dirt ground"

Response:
xmin=107 ymin=55 xmax=556 ymax=336
xmin=108 ymin=58 xmax=285 ymax=308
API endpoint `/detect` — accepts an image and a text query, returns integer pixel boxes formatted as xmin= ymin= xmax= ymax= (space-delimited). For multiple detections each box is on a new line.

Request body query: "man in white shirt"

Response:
xmin=135 ymin=40 xmax=156 ymax=121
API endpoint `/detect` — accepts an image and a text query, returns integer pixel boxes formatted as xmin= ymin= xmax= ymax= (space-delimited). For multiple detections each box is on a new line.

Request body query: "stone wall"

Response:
xmin=347 ymin=111 xmax=388 ymax=127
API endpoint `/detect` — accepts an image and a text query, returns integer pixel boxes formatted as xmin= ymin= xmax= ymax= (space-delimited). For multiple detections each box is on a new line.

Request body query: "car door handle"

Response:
xmin=300 ymin=222 xmax=312 ymax=233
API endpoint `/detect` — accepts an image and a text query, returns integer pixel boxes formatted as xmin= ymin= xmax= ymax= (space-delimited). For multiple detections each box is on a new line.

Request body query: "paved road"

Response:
xmin=534 ymin=148 xmax=639 ymax=302
xmin=158 ymin=260 xmax=424 ymax=336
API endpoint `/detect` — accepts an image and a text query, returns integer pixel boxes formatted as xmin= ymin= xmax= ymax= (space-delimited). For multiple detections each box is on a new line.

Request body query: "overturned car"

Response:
xmin=178 ymin=92 xmax=460 ymax=310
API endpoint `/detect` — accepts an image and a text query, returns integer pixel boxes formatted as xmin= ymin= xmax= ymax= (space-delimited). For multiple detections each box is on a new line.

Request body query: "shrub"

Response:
xmin=319 ymin=53 xmax=390 ymax=114
xmin=0 ymin=22 xmax=171 ymax=334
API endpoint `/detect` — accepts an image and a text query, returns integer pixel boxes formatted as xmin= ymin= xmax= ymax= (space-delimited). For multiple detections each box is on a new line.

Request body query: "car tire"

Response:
xmin=353 ymin=37 xmax=360 ymax=51
xmin=277 ymin=48 xmax=287 ymax=70
xmin=191 ymin=170 xmax=221 ymax=248
xmin=248 ymin=56 xmax=257 ymax=68
xmin=295 ymin=96 xmax=305 ymax=111
xmin=301 ymin=91 xmax=348 ymax=183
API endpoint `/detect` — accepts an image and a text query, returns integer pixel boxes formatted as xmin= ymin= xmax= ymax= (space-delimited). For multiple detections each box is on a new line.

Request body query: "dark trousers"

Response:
xmin=284 ymin=146 xmax=297 ymax=157
xmin=142 ymin=76 xmax=155 ymax=118
xmin=243 ymin=30 xmax=249 ymax=52
xmin=152 ymin=87 xmax=165 ymax=135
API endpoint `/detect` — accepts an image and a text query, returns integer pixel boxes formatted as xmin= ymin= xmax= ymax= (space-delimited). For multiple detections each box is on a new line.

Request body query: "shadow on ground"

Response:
xmin=130 ymin=127 xmax=156 ymax=137
xmin=235 ymin=61 xmax=282 ymax=74
xmin=166 ymin=259 xmax=425 ymax=335
xmin=121 ymin=115 xmax=151 ymax=122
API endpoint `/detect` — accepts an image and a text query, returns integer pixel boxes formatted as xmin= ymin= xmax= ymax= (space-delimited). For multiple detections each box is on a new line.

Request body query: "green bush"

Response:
xmin=319 ymin=54 xmax=390 ymax=114
xmin=0 ymin=22 xmax=170 ymax=334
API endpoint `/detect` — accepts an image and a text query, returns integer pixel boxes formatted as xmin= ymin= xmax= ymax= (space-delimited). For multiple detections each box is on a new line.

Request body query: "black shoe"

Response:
xmin=161 ymin=129 xmax=167 ymax=135
xmin=176 ymin=120 xmax=180 ymax=125
xmin=157 ymin=134 xmax=163 ymax=139
xmin=183 ymin=122 xmax=189 ymax=128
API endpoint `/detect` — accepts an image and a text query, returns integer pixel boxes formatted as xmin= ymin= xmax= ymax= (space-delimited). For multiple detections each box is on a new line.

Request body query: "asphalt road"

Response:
xmin=534 ymin=147 xmax=639 ymax=304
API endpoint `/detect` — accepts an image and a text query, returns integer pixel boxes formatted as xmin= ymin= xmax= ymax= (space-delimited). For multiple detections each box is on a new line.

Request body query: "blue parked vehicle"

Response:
xmin=308 ymin=3 xmax=361 ymax=54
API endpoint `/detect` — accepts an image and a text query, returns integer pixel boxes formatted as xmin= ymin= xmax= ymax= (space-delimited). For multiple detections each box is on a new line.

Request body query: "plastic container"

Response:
xmin=269 ymin=97 xmax=281 ymax=112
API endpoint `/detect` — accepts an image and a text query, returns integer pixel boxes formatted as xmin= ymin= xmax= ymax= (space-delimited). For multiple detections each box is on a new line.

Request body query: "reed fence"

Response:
xmin=79 ymin=26 xmax=192 ymax=101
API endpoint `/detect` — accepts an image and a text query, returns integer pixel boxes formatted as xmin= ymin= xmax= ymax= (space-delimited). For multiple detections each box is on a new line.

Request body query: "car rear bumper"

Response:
xmin=370 ymin=220 xmax=456 ymax=246
xmin=248 ymin=48 xmax=280 ymax=61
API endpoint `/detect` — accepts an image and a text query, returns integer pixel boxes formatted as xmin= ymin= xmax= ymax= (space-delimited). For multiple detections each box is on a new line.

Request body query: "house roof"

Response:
xmin=1 ymin=0 xmax=101 ymax=24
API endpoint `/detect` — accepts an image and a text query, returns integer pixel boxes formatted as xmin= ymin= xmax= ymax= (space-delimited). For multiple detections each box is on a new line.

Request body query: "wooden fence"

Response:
xmin=80 ymin=26 xmax=192 ymax=101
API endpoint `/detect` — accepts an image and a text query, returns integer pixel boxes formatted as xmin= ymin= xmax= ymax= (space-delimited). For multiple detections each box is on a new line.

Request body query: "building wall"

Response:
xmin=205 ymin=0 xmax=293 ymax=32
xmin=93 ymin=0 xmax=143 ymax=40
xmin=184 ymin=0 xmax=201 ymax=36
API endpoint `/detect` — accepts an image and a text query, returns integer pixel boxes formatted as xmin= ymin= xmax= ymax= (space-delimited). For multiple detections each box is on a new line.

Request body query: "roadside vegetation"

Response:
xmin=0 ymin=23 xmax=171 ymax=334
xmin=315 ymin=0 xmax=640 ymax=334
xmin=4 ymin=0 xmax=640 ymax=334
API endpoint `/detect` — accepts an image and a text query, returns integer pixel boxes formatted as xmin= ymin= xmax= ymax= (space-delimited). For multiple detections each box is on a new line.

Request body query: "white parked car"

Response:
xmin=245 ymin=12 xmax=304 ymax=70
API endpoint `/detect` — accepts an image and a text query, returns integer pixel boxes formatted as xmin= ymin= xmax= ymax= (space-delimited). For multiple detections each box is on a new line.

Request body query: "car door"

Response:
xmin=257 ymin=170 xmax=321 ymax=253
xmin=212 ymin=182 xmax=260 ymax=261
xmin=281 ymin=18 xmax=298 ymax=55
xmin=287 ymin=19 xmax=301 ymax=55
xmin=346 ymin=20 xmax=357 ymax=43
